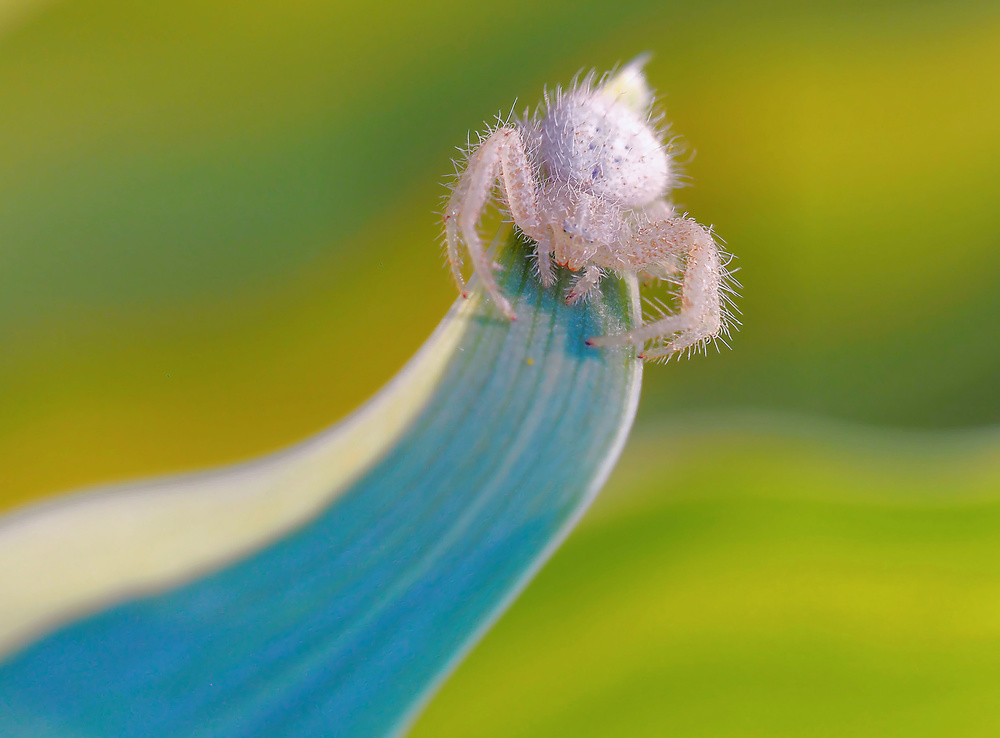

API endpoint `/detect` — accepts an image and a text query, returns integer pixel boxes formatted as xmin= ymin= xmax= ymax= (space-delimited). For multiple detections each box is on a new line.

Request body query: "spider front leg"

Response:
xmin=444 ymin=127 xmax=544 ymax=319
xmin=589 ymin=217 xmax=730 ymax=359
xmin=566 ymin=265 xmax=603 ymax=304
xmin=535 ymin=238 xmax=556 ymax=288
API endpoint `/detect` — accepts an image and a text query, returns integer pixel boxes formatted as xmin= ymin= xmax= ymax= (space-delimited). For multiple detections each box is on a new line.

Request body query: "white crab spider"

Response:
xmin=443 ymin=56 xmax=737 ymax=360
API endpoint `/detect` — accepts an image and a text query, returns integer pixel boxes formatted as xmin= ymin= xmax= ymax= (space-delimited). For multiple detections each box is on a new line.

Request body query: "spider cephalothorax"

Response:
xmin=443 ymin=57 xmax=737 ymax=360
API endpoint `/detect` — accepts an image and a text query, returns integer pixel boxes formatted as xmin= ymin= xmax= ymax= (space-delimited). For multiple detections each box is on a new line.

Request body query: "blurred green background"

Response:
xmin=2 ymin=0 xmax=1000 ymax=733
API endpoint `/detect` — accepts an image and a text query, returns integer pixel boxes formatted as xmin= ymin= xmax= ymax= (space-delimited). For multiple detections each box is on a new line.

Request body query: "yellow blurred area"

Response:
xmin=1 ymin=201 xmax=449 ymax=508
xmin=2 ymin=0 xmax=999 ymax=509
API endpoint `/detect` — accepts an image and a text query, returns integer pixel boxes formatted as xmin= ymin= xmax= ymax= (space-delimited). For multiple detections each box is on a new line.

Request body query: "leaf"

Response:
xmin=0 ymin=232 xmax=642 ymax=737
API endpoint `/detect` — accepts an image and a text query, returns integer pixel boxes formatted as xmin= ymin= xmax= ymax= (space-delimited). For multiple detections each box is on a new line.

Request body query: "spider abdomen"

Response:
xmin=536 ymin=91 xmax=669 ymax=210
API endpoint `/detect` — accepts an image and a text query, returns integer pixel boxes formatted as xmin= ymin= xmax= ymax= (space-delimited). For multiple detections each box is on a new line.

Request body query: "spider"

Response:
xmin=443 ymin=56 xmax=737 ymax=360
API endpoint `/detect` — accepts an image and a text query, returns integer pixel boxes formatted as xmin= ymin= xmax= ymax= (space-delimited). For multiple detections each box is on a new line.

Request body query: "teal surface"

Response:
xmin=0 ymin=236 xmax=641 ymax=737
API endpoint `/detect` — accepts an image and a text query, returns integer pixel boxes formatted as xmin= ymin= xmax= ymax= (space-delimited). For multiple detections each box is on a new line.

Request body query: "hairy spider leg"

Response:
xmin=566 ymin=265 xmax=603 ymax=304
xmin=444 ymin=165 xmax=473 ymax=294
xmin=589 ymin=217 xmax=725 ymax=358
xmin=444 ymin=127 xmax=543 ymax=319
xmin=534 ymin=233 xmax=557 ymax=288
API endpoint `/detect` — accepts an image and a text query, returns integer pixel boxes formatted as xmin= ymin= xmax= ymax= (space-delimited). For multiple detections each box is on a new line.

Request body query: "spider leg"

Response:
xmin=589 ymin=217 xmax=729 ymax=359
xmin=637 ymin=254 xmax=683 ymax=282
xmin=536 ymin=239 xmax=556 ymax=288
xmin=566 ymin=265 xmax=603 ymax=304
xmin=444 ymin=127 xmax=543 ymax=319
xmin=444 ymin=169 xmax=473 ymax=296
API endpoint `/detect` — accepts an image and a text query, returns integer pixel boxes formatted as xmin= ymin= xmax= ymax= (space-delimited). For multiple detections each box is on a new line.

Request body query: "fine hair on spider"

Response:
xmin=638 ymin=229 xmax=741 ymax=363
xmin=441 ymin=54 xmax=739 ymax=361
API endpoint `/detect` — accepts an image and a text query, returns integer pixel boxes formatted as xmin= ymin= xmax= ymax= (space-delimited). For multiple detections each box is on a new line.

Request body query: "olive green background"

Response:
xmin=2 ymin=0 xmax=999 ymax=734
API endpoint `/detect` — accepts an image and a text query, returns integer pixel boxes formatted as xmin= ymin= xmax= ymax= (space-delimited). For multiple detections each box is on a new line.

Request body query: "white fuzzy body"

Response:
xmin=443 ymin=59 xmax=737 ymax=360
xmin=536 ymin=91 xmax=670 ymax=209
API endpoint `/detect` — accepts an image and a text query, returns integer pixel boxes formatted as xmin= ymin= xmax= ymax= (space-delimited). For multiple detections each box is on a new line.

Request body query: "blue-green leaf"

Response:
xmin=0 ymin=233 xmax=641 ymax=737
